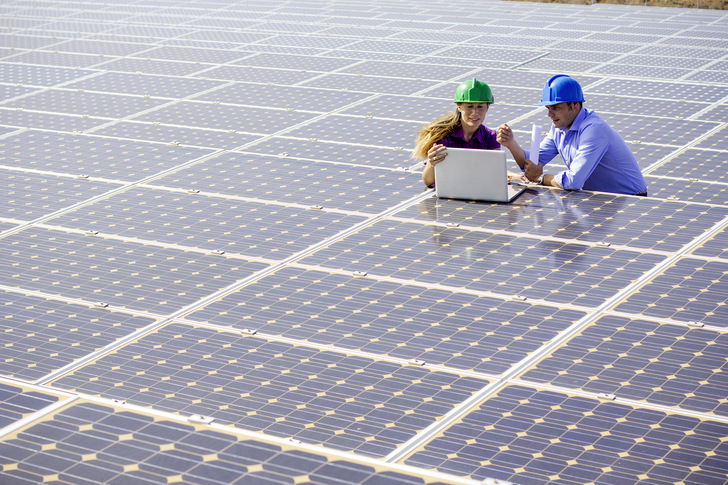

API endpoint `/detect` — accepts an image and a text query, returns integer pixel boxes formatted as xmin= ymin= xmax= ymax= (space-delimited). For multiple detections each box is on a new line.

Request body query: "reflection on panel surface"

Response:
xmin=299 ymin=219 xmax=666 ymax=306
xmin=397 ymin=193 xmax=728 ymax=253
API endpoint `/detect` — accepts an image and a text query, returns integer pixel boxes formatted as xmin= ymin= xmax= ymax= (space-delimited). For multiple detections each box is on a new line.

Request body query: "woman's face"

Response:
xmin=457 ymin=103 xmax=489 ymax=131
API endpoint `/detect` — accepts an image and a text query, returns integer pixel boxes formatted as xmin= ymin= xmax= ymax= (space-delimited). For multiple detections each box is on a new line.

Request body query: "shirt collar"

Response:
xmin=451 ymin=125 xmax=484 ymax=142
xmin=567 ymin=107 xmax=588 ymax=132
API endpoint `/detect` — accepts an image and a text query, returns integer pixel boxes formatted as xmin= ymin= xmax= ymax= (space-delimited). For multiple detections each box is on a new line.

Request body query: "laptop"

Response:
xmin=434 ymin=147 xmax=526 ymax=203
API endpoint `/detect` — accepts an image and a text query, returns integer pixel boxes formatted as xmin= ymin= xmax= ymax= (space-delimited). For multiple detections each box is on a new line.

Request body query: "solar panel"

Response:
xmin=1 ymin=1 xmax=727 ymax=484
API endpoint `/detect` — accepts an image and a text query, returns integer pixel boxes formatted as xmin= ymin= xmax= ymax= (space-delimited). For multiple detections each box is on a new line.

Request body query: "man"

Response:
xmin=497 ymin=74 xmax=647 ymax=196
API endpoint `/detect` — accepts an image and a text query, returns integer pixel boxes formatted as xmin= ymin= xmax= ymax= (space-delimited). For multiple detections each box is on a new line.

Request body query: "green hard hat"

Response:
xmin=453 ymin=78 xmax=494 ymax=103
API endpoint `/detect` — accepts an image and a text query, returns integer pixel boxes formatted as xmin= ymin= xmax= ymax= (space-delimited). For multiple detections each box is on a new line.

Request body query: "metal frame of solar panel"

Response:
xmin=0 ymin=1 xmax=727 ymax=484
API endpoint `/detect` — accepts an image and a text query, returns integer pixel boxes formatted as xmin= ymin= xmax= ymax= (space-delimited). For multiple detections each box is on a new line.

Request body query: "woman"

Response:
xmin=413 ymin=78 xmax=523 ymax=187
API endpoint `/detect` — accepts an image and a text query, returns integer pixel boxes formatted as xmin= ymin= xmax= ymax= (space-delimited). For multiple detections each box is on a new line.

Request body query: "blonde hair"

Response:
xmin=411 ymin=108 xmax=462 ymax=160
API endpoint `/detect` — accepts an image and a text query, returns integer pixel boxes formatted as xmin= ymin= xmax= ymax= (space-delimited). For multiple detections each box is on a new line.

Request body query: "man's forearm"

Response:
xmin=542 ymin=173 xmax=562 ymax=188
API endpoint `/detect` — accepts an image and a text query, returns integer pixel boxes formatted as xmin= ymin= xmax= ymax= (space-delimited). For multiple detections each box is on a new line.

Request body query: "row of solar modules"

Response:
xmin=1 ymin=1 xmax=728 ymax=485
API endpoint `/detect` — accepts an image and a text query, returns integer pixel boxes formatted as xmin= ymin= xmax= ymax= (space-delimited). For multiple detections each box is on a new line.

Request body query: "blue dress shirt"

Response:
xmin=526 ymin=108 xmax=647 ymax=195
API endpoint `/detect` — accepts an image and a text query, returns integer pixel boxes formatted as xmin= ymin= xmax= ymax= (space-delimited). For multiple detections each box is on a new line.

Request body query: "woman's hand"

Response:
xmin=427 ymin=144 xmax=448 ymax=166
xmin=507 ymin=171 xmax=527 ymax=184
xmin=496 ymin=123 xmax=515 ymax=149
xmin=422 ymin=144 xmax=448 ymax=186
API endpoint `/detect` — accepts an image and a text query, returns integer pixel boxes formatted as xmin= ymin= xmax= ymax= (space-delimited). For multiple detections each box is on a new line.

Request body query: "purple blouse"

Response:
xmin=439 ymin=124 xmax=500 ymax=150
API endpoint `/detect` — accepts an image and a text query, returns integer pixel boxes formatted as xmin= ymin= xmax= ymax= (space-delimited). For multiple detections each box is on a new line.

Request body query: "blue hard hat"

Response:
xmin=537 ymin=74 xmax=585 ymax=106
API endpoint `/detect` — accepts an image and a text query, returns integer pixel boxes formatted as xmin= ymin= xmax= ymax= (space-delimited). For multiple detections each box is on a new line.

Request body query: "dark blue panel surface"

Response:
xmin=1 ymin=2 xmax=727 ymax=484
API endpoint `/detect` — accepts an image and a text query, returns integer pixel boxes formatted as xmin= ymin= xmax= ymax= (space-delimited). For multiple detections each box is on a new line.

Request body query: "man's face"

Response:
xmin=546 ymin=102 xmax=580 ymax=130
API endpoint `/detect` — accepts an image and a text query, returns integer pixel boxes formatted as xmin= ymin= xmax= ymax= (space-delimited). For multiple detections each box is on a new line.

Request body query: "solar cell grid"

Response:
xmin=0 ymin=130 xmax=213 ymax=179
xmin=301 ymin=72 xmax=440 ymax=95
xmin=67 ymin=11 xmax=137 ymax=22
xmin=594 ymin=63 xmax=696 ymax=80
xmin=614 ymin=54 xmax=714 ymax=69
xmin=95 ymin=56 xmax=212 ymax=76
xmin=4 ymin=50 xmax=107 ymax=68
xmin=235 ymin=52 xmax=358 ymax=71
xmin=0 ymin=226 xmax=270 ymax=313
xmin=47 ymin=187 xmax=369 ymax=259
xmin=341 ymin=95 xmax=454 ymax=122
xmin=341 ymin=39 xmax=448 ymax=56
xmin=635 ymin=44 xmax=728 ymax=59
xmin=687 ymin=68 xmax=728 ymax=85
xmin=194 ymin=83 xmax=372 ymax=112
xmin=0 ymin=291 xmax=157 ymax=380
xmin=0 ymin=63 xmax=95 ymax=87
xmin=523 ymin=58 xmax=603 ymax=73
xmin=583 ymin=94 xmax=708 ymax=118
xmin=648 ymin=148 xmax=728 ymax=182
xmin=46 ymin=38 xmax=152 ymax=57
xmin=615 ymin=144 xmax=683 ymax=171
xmin=298 ymin=219 xmax=667 ymax=307
xmin=1 ymin=1 xmax=728 ymax=484
xmin=257 ymin=34 xmax=357 ymax=49
xmin=242 ymin=138 xmax=411 ymax=167
xmin=520 ymin=315 xmax=728 ymax=415
xmin=5 ymin=89 xmax=169 ymax=118
xmin=549 ymin=39 xmax=642 ymax=53
xmin=285 ymin=115 xmax=421 ymax=147
xmin=594 ymin=114 xmax=720 ymax=146
xmin=396 ymin=192 xmax=728 ymax=253
xmin=0 ymin=170 xmax=122 ymax=220
xmin=691 ymin=226 xmax=728 ymax=261
xmin=131 ymin=45 xmax=249 ymax=64
xmin=645 ymin=177 xmax=728 ymax=206
xmin=134 ymin=100 xmax=321 ymax=134
xmin=86 ymin=33 xmax=169 ymax=46
xmin=188 ymin=266 xmax=586 ymax=373
xmin=51 ymin=322 xmax=487 ymax=456
xmin=163 ymin=40 xmax=252 ymax=52
xmin=658 ymin=36 xmax=728 ymax=48
xmin=405 ymin=384 xmax=728 ymax=485
xmin=338 ymin=61 xmax=476 ymax=82
xmin=0 ymin=399 xmax=462 ymax=485
xmin=0 ymin=383 xmax=61 ymax=428
xmin=0 ymin=109 xmax=105 ymax=131
xmin=614 ymin=257 xmax=728 ymax=327
xmin=150 ymin=151 xmax=422 ymax=212
xmin=64 ymin=71 xmax=225 ymax=98
xmin=94 ymin=121 xmax=262 ymax=150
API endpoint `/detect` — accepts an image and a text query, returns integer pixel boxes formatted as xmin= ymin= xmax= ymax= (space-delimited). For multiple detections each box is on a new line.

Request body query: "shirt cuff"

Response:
xmin=521 ymin=149 xmax=530 ymax=172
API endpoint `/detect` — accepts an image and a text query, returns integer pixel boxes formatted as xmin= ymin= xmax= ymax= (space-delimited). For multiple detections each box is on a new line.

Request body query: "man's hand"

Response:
xmin=524 ymin=160 xmax=543 ymax=182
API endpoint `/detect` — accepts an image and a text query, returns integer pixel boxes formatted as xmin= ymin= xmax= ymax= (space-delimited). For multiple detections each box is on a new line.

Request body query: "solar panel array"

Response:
xmin=0 ymin=1 xmax=727 ymax=484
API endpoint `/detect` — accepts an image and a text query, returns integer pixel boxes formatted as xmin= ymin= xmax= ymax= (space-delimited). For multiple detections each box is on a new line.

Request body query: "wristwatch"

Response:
xmin=535 ymin=174 xmax=544 ymax=185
